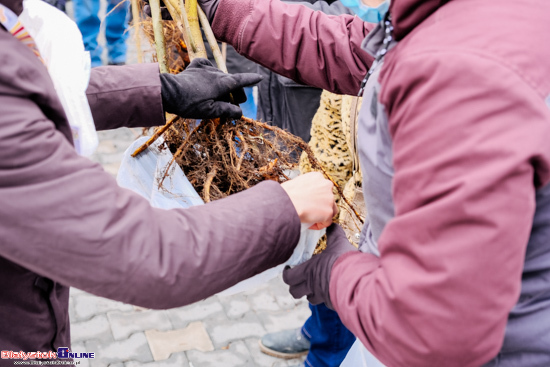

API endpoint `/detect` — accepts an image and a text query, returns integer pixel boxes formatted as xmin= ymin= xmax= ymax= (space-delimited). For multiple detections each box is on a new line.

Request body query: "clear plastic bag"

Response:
xmin=118 ymin=137 xmax=325 ymax=295
xmin=340 ymin=339 xmax=386 ymax=367
xmin=19 ymin=0 xmax=98 ymax=156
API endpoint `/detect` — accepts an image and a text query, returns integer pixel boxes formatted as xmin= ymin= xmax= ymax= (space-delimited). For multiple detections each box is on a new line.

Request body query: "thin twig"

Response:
xmin=198 ymin=7 xmax=228 ymax=73
xmin=132 ymin=115 xmax=179 ymax=157
xmin=160 ymin=120 xmax=205 ymax=186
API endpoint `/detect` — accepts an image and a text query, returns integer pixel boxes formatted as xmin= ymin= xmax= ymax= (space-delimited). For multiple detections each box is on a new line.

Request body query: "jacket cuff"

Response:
xmin=329 ymin=251 xmax=380 ymax=313
xmin=211 ymin=0 xmax=255 ymax=51
xmin=87 ymin=63 xmax=165 ymax=130
xmin=235 ymin=180 xmax=302 ymax=266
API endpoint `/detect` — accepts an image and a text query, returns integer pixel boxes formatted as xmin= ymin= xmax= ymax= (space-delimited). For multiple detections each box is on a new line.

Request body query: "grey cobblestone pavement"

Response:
xmin=68 ymin=7 xmax=310 ymax=367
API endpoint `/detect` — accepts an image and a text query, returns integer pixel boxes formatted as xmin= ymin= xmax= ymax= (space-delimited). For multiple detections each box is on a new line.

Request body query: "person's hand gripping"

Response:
xmin=280 ymin=172 xmax=338 ymax=230
xmin=283 ymin=223 xmax=357 ymax=309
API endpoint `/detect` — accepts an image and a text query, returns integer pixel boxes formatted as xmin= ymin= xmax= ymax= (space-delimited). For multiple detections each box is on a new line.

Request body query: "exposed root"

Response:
xmin=203 ymin=166 xmax=217 ymax=203
xmin=131 ymin=115 xmax=178 ymax=157
xmin=135 ymin=2 xmax=363 ymax=225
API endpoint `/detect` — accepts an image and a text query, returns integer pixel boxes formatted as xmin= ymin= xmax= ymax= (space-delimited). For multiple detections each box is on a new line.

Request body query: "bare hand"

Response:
xmin=281 ymin=172 xmax=338 ymax=230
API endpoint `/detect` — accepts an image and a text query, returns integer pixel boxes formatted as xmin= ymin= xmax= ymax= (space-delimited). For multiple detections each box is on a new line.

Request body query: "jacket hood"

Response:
xmin=0 ymin=0 xmax=23 ymax=15
xmin=390 ymin=0 xmax=449 ymax=40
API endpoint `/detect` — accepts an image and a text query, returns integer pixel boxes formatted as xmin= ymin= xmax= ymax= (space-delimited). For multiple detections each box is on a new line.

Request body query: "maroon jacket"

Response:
xmin=209 ymin=0 xmax=550 ymax=365
xmin=0 ymin=14 xmax=300 ymax=357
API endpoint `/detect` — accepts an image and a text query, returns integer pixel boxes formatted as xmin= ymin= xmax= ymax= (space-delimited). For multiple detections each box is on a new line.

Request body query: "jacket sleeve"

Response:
xmin=329 ymin=52 xmax=550 ymax=366
xmin=86 ymin=63 xmax=166 ymax=130
xmin=0 ymin=62 xmax=301 ymax=309
xmin=211 ymin=0 xmax=374 ymax=95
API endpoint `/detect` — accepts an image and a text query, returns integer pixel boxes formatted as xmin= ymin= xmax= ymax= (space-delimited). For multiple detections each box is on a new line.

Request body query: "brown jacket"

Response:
xmin=0 ymin=22 xmax=300 ymax=356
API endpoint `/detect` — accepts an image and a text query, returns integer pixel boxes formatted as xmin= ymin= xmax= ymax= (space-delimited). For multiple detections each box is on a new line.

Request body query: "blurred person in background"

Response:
xmin=73 ymin=0 xmax=129 ymax=66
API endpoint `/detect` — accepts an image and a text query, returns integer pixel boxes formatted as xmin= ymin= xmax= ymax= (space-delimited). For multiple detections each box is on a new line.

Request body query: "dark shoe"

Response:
xmin=259 ymin=328 xmax=310 ymax=359
xmin=108 ymin=61 xmax=126 ymax=66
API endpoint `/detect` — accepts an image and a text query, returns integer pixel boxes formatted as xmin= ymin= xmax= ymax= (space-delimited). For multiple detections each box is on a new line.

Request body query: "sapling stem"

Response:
xmin=149 ymin=0 xmax=168 ymax=73
xmin=198 ymin=7 xmax=228 ymax=73
xmin=185 ymin=0 xmax=208 ymax=58
xmin=131 ymin=0 xmax=143 ymax=63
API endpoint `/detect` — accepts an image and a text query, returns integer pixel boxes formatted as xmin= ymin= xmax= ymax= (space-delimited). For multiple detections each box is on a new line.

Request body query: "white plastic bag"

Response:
xmin=117 ymin=137 xmax=325 ymax=295
xmin=218 ymin=221 xmax=323 ymax=296
xmin=340 ymin=339 xmax=386 ymax=367
xmin=19 ymin=0 xmax=98 ymax=156
xmin=117 ymin=137 xmax=204 ymax=210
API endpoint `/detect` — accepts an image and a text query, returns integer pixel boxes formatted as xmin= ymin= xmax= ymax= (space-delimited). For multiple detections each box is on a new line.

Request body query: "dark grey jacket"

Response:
xmin=0 ymin=24 xmax=300 ymax=358
xmin=205 ymin=39 xmax=256 ymax=75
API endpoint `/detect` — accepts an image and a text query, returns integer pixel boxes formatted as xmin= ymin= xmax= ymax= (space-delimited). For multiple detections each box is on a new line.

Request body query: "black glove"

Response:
xmin=283 ymin=224 xmax=357 ymax=309
xmin=160 ymin=58 xmax=262 ymax=119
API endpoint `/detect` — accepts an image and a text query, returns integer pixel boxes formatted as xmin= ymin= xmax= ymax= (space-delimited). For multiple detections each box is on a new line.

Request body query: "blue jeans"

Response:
xmin=302 ymin=303 xmax=355 ymax=367
xmin=73 ymin=0 xmax=129 ymax=67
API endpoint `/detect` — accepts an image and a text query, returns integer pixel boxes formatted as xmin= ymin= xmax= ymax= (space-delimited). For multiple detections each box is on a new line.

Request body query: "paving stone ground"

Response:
xmin=70 ymin=272 xmax=309 ymax=366
xmin=67 ymin=5 xmax=310 ymax=367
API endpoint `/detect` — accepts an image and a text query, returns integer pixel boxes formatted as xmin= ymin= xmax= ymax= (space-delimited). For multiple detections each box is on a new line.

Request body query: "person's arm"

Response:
xmin=86 ymin=63 xmax=165 ymax=130
xmin=0 ymin=101 xmax=300 ymax=307
xmin=210 ymin=0 xmax=374 ymax=95
xmin=329 ymin=52 xmax=550 ymax=366
xmin=0 ymin=51 xmax=311 ymax=309
xmin=87 ymin=59 xmax=262 ymax=131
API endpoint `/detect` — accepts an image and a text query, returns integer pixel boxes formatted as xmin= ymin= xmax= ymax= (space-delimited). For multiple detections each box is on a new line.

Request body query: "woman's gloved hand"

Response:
xmin=160 ymin=58 xmax=262 ymax=119
xmin=283 ymin=224 xmax=357 ymax=309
